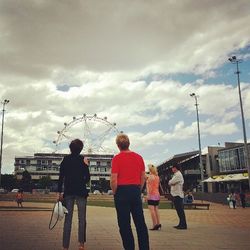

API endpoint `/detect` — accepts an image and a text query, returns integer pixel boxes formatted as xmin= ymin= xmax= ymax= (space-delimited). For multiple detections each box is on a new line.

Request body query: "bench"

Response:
xmin=171 ymin=202 xmax=210 ymax=210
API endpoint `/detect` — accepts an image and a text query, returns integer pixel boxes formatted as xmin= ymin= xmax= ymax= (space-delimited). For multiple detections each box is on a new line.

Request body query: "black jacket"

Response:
xmin=58 ymin=154 xmax=90 ymax=197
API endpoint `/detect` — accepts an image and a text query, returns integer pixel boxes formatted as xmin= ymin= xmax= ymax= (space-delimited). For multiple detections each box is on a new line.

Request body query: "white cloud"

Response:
xmin=1 ymin=0 xmax=250 ymax=77
xmin=0 ymin=0 xmax=250 ymax=173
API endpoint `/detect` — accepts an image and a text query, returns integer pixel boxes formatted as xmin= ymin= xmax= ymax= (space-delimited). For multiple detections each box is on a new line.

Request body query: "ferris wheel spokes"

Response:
xmin=53 ymin=114 xmax=120 ymax=154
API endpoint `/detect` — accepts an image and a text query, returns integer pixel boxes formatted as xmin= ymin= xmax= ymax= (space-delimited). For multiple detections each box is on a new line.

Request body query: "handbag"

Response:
xmin=49 ymin=201 xmax=68 ymax=230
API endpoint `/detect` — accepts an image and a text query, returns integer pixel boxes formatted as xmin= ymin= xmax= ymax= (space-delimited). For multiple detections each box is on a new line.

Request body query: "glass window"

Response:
xmin=229 ymin=149 xmax=236 ymax=170
xmin=239 ymin=147 xmax=245 ymax=170
xmin=89 ymin=161 xmax=96 ymax=166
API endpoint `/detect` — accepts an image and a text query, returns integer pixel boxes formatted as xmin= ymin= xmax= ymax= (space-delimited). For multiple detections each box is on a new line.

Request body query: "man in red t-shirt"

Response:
xmin=110 ymin=133 xmax=149 ymax=250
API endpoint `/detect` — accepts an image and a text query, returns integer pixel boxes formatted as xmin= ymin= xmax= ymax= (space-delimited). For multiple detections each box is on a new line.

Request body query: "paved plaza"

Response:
xmin=0 ymin=201 xmax=249 ymax=250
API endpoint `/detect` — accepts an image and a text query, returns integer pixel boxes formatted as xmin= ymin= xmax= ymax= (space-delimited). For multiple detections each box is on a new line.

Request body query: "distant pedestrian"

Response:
xmin=58 ymin=139 xmax=90 ymax=250
xmin=16 ymin=189 xmax=24 ymax=208
xmin=168 ymin=165 xmax=187 ymax=230
xmin=229 ymin=190 xmax=237 ymax=209
xmin=239 ymin=190 xmax=246 ymax=208
xmin=110 ymin=133 xmax=149 ymax=250
xmin=146 ymin=164 xmax=162 ymax=230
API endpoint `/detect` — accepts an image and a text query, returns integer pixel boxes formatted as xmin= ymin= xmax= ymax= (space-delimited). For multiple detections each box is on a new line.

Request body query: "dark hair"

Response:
xmin=69 ymin=139 xmax=83 ymax=155
xmin=171 ymin=165 xmax=181 ymax=170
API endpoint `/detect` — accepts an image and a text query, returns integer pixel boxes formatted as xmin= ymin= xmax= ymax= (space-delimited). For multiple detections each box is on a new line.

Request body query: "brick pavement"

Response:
xmin=0 ymin=201 xmax=249 ymax=250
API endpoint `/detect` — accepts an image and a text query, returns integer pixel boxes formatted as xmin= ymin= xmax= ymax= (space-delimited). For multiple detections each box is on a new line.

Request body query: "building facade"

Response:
xmin=157 ymin=146 xmax=222 ymax=193
xmin=216 ymin=142 xmax=250 ymax=192
xmin=157 ymin=151 xmax=204 ymax=193
xmin=218 ymin=142 xmax=250 ymax=173
xmin=14 ymin=152 xmax=114 ymax=192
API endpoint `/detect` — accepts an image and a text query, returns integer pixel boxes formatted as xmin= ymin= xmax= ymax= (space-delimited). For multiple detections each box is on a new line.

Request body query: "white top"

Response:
xmin=168 ymin=171 xmax=184 ymax=198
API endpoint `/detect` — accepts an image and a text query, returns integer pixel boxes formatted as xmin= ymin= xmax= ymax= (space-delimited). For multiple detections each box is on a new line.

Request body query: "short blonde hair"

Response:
xmin=148 ymin=164 xmax=158 ymax=175
xmin=116 ymin=133 xmax=130 ymax=150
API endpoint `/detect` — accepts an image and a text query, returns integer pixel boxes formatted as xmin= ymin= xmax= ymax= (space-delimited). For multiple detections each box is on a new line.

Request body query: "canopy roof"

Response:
xmin=203 ymin=173 xmax=249 ymax=182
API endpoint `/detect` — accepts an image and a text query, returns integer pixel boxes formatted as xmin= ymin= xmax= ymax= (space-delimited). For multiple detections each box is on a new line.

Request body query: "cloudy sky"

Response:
xmin=1 ymin=0 xmax=250 ymax=174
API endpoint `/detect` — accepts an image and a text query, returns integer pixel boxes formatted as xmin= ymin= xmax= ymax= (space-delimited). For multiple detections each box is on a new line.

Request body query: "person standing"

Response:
xmin=168 ymin=165 xmax=187 ymax=230
xmin=58 ymin=139 xmax=90 ymax=250
xmin=239 ymin=190 xmax=246 ymax=208
xmin=229 ymin=190 xmax=237 ymax=209
xmin=110 ymin=133 xmax=149 ymax=250
xmin=16 ymin=189 xmax=24 ymax=208
xmin=146 ymin=164 xmax=161 ymax=230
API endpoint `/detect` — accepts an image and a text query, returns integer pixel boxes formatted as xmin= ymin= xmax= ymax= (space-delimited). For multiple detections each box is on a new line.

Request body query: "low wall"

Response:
xmin=0 ymin=193 xmax=115 ymax=202
xmin=1 ymin=192 xmax=249 ymax=205
xmin=193 ymin=192 xmax=250 ymax=205
xmin=193 ymin=192 xmax=229 ymax=204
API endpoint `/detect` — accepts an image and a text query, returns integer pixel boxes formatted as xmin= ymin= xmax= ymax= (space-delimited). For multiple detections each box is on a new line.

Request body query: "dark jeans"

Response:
xmin=241 ymin=198 xmax=246 ymax=208
xmin=173 ymin=196 xmax=187 ymax=227
xmin=63 ymin=195 xmax=87 ymax=248
xmin=232 ymin=200 xmax=236 ymax=209
xmin=114 ymin=185 xmax=149 ymax=250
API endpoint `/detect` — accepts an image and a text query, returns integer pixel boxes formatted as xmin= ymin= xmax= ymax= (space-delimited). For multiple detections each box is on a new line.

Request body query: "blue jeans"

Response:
xmin=114 ymin=185 xmax=149 ymax=250
xmin=63 ymin=195 xmax=87 ymax=248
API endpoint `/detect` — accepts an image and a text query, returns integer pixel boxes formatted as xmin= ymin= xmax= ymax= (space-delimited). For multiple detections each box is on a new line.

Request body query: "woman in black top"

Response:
xmin=58 ymin=139 xmax=90 ymax=250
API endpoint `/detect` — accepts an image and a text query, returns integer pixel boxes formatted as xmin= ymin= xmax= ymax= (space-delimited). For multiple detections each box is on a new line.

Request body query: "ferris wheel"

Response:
xmin=53 ymin=114 xmax=121 ymax=154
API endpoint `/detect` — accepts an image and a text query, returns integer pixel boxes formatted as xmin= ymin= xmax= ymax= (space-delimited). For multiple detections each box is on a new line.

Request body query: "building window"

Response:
xmin=238 ymin=147 xmax=245 ymax=170
xmin=90 ymin=161 xmax=96 ymax=166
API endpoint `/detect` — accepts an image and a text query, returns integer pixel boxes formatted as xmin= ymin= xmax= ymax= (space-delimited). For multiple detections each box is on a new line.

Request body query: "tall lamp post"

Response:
xmin=228 ymin=56 xmax=250 ymax=188
xmin=0 ymin=99 xmax=10 ymax=187
xmin=190 ymin=93 xmax=204 ymax=192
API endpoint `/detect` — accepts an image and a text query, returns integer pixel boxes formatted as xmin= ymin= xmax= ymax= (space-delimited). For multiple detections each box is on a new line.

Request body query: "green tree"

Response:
xmin=1 ymin=174 xmax=18 ymax=191
xmin=38 ymin=175 xmax=52 ymax=189
xmin=99 ymin=178 xmax=110 ymax=193
xmin=20 ymin=170 xmax=32 ymax=192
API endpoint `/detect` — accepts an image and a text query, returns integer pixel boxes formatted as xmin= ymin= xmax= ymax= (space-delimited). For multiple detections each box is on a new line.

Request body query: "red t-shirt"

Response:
xmin=111 ymin=151 xmax=145 ymax=185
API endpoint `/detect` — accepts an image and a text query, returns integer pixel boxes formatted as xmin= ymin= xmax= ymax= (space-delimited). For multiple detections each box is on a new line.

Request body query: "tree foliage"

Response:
xmin=20 ymin=170 xmax=32 ymax=192
xmin=38 ymin=175 xmax=52 ymax=189
xmin=1 ymin=174 xmax=18 ymax=190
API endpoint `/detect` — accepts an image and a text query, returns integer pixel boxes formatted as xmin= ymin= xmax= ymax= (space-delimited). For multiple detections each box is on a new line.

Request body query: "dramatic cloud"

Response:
xmin=0 ymin=0 xmax=250 ymax=173
xmin=1 ymin=0 xmax=250 ymax=76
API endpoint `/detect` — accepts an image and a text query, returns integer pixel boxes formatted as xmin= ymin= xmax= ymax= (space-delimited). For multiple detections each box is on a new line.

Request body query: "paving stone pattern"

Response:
xmin=0 ymin=201 xmax=249 ymax=250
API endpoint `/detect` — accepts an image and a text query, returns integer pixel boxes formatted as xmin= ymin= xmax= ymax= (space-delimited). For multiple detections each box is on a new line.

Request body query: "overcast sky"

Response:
xmin=1 ymin=0 xmax=250 ymax=174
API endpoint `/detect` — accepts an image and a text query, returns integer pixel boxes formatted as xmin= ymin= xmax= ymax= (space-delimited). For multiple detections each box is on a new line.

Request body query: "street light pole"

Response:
xmin=0 ymin=99 xmax=10 ymax=187
xmin=190 ymin=93 xmax=204 ymax=192
xmin=229 ymin=56 xmax=250 ymax=188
